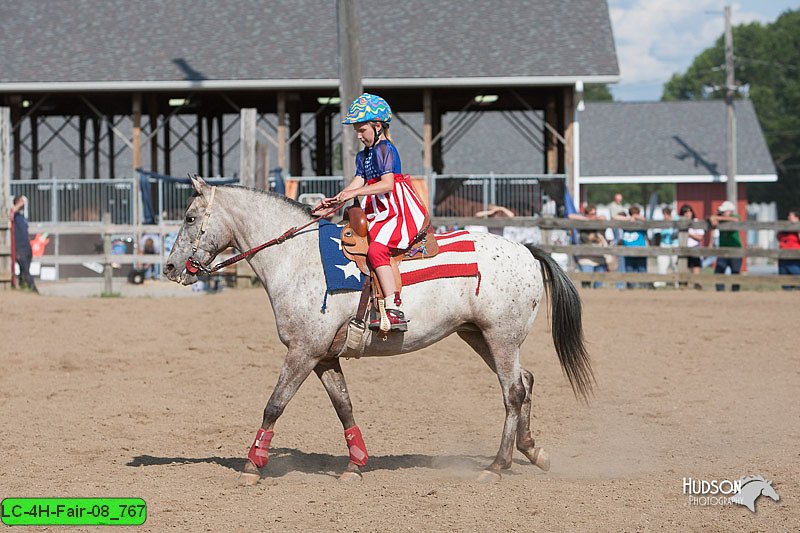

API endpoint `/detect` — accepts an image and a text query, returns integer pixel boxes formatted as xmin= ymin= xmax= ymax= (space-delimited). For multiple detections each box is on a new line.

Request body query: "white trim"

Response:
xmin=0 ymin=75 xmax=621 ymax=93
xmin=578 ymin=174 xmax=778 ymax=184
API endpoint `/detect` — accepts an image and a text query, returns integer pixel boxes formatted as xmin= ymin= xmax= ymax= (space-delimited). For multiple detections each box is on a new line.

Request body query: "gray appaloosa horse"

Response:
xmin=165 ymin=176 xmax=593 ymax=483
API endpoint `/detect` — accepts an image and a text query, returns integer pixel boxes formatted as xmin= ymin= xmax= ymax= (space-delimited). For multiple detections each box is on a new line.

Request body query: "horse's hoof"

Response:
xmin=477 ymin=469 xmax=502 ymax=483
xmin=238 ymin=471 xmax=261 ymax=486
xmin=338 ymin=470 xmax=363 ymax=483
xmin=532 ymin=447 xmax=550 ymax=471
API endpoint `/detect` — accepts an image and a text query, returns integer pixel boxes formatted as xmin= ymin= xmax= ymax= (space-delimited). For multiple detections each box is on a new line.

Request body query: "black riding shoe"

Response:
xmin=369 ymin=309 xmax=409 ymax=332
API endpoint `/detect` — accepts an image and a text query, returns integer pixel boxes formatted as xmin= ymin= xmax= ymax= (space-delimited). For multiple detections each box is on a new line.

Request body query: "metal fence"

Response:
xmin=430 ymin=174 xmax=564 ymax=217
xmin=10 ymin=178 xmax=135 ymax=224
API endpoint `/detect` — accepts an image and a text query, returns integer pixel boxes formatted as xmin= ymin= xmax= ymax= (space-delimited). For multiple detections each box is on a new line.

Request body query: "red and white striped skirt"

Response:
xmin=361 ymin=174 xmax=428 ymax=250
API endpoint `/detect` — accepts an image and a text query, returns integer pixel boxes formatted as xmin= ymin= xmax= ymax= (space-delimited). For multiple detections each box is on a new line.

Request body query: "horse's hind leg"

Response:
xmin=458 ymin=330 xmax=526 ymax=481
xmin=313 ymin=359 xmax=368 ymax=482
xmin=516 ymin=368 xmax=550 ymax=471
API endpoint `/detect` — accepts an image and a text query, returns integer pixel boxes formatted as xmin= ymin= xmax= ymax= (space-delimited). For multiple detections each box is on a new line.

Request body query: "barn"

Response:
xmin=577 ymin=100 xmax=778 ymax=218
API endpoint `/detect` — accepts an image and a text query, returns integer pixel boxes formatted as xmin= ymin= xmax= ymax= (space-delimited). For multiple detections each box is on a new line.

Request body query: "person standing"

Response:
xmin=777 ymin=208 xmax=800 ymax=290
xmin=11 ymin=195 xmax=38 ymax=293
xmin=655 ymin=206 xmax=678 ymax=287
xmin=616 ymin=205 xmax=649 ymax=289
xmin=678 ymin=204 xmax=705 ymax=289
xmin=709 ymin=200 xmax=742 ymax=292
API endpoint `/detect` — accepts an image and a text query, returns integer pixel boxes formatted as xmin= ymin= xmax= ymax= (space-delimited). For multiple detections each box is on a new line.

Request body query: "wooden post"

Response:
xmin=315 ymin=110 xmax=331 ymax=176
xmin=92 ymin=117 xmax=100 ymax=179
xmin=11 ymin=104 xmax=21 ymax=179
xmin=217 ymin=114 xmax=224 ymax=176
xmin=423 ymin=89 xmax=433 ymax=177
xmin=545 ymin=94 xmax=558 ymax=174
xmin=78 ymin=115 xmax=87 ymax=179
xmin=724 ymin=5 xmax=737 ymax=207
xmin=563 ymin=87 xmax=575 ymax=196
xmin=102 ymin=212 xmax=113 ymax=296
xmin=288 ymin=95 xmax=302 ymax=176
xmin=149 ymin=94 xmax=158 ymax=173
xmin=162 ymin=116 xmax=171 ymax=176
xmin=1 ymin=107 xmax=10 ymax=212
xmin=337 ymin=0 xmax=363 ymax=184
xmin=277 ymin=92 xmax=287 ymax=175
xmin=30 ymin=115 xmax=38 ymax=179
xmin=239 ymin=108 xmax=257 ymax=188
xmin=132 ymin=93 xmax=142 ymax=239
xmin=196 ymin=114 xmax=204 ymax=176
xmin=206 ymin=114 xmax=213 ymax=176
xmin=0 ymin=108 xmax=9 ymax=286
xmin=107 ymin=115 xmax=115 ymax=179
xmin=256 ymin=142 xmax=269 ymax=190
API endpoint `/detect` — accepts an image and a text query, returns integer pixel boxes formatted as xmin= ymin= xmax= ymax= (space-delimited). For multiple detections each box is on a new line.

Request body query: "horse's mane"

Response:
xmin=739 ymin=475 xmax=767 ymax=486
xmin=214 ymin=185 xmax=315 ymax=218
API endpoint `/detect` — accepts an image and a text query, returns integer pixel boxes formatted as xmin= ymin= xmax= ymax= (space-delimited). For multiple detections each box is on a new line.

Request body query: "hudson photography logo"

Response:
xmin=683 ymin=475 xmax=780 ymax=512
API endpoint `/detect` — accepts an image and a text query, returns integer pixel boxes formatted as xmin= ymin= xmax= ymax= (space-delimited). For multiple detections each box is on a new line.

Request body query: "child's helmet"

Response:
xmin=343 ymin=93 xmax=392 ymax=124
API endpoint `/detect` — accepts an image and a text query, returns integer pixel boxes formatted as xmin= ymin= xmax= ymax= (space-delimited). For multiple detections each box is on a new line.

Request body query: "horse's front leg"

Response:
xmin=240 ymin=348 xmax=321 ymax=484
xmin=313 ymin=359 xmax=368 ymax=482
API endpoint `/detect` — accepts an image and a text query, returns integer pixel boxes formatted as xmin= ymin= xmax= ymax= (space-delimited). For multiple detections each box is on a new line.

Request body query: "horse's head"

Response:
xmin=761 ymin=480 xmax=780 ymax=502
xmin=164 ymin=176 xmax=233 ymax=285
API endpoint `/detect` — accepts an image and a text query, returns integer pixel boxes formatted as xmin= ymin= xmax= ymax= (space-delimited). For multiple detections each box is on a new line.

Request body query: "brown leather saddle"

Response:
xmin=340 ymin=205 xmax=438 ymax=300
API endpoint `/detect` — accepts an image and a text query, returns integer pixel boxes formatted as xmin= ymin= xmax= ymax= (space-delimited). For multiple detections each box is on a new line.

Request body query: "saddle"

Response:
xmin=340 ymin=206 xmax=438 ymax=300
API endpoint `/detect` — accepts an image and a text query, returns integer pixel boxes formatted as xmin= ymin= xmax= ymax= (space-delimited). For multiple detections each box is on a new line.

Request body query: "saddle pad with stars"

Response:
xmin=319 ymin=220 xmax=365 ymax=310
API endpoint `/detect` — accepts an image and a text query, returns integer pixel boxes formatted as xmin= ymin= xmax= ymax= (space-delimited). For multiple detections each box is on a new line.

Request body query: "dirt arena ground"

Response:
xmin=1 ymin=286 xmax=798 ymax=531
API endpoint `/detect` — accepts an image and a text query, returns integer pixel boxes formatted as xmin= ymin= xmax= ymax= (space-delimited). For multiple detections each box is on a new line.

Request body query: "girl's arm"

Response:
xmin=334 ymin=173 xmax=394 ymax=203
xmin=317 ymin=176 xmax=366 ymax=209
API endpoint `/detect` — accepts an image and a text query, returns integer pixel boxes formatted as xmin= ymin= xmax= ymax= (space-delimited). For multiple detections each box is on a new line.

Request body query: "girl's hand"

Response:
xmin=334 ymin=190 xmax=357 ymax=203
xmin=314 ymin=196 xmax=338 ymax=212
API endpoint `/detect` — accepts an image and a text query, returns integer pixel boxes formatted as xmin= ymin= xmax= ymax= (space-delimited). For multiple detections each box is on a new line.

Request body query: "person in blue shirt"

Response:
xmin=655 ymin=206 xmax=678 ymax=287
xmin=615 ymin=205 xmax=649 ymax=289
xmin=11 ymin=195 xmax=37 ymax=293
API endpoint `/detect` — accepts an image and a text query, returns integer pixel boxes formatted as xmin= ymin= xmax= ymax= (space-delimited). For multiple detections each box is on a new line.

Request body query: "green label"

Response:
xmin=1 ymin=498 xmax=146 ymax=526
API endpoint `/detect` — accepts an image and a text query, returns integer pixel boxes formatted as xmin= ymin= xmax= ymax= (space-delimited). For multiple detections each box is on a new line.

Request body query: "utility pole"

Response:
xmin=724 ymin=5 xmax=737 ymax=206
xmin=337 ymin=0 xmax=363 ymax=185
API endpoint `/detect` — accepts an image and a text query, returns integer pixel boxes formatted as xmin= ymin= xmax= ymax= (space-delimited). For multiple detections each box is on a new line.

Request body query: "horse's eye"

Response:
xmin=186 ymin=215 xmax=196 ymax=224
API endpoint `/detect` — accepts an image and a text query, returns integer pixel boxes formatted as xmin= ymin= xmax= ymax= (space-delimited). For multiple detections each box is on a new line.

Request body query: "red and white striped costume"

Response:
xmin=361 ymin=173 xmax=428 ymax=250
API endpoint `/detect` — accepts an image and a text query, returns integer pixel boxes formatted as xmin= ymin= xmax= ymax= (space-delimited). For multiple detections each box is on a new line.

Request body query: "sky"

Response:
xmin=608 ymin=0 xmax=800 ymax=101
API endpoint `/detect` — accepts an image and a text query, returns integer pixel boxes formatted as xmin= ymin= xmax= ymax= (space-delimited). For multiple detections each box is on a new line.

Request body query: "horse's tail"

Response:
xmin=525 ymin=244 xmax=595 ymax=402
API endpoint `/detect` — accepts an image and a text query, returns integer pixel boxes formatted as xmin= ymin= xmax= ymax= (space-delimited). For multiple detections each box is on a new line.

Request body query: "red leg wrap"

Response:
xmin=344 ymin=425 xmax=369 ymax=467
xmin=248 ymin=428 xmax=274 ymax=468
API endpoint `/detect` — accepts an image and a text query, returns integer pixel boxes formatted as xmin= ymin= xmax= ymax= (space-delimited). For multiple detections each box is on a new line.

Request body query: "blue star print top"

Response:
xmin=355 ymin=140 xmax=402 ymax=183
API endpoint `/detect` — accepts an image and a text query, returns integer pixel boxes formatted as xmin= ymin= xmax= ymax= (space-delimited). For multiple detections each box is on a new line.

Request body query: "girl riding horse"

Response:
xmin=318 ymin=93 xmax=428 ymax=332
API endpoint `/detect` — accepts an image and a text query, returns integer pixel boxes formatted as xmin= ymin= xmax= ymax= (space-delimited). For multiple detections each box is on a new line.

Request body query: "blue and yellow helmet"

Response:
xmin=342 ymin=93 xmax=392 ymax=124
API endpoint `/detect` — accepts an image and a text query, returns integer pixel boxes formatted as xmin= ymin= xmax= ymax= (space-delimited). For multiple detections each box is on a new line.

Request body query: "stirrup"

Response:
xmin=369 ymin=309 xmax=408 ymax=332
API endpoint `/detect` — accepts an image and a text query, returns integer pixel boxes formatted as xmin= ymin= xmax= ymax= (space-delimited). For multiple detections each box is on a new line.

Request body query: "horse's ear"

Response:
xmin=189 ymin=174 xmax=209 ymax=196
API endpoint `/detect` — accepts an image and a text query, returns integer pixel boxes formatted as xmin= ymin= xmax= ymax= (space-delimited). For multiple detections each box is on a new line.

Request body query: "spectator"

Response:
xmin=655 ymin=206 xmax=678 ymax=287
xmin=11 ymin=195 xmax=38 ymax=293
xmin=608 ymin=193 xmax=625 ymax=218
xmin=709 ymin=200 xmax=742 ymax=292
xmin=616 ymin=205 xmax=648 ymax=289
xmin=569 ymin=204 xmax=610 ymax=288
xmin=608 ymin=193 xmax=627 ymax=283
xmin=678 ymin=204 xmax=705 ymax=290
xmin=777 ymin=208 xmax=800 ymax=291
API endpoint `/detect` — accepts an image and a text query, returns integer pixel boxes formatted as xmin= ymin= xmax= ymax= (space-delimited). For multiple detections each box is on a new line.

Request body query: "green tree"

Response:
xmin=663 ymin=9 xmax=800 ymax=216
xmin=583 ymin=84 xmax=613 ymax=102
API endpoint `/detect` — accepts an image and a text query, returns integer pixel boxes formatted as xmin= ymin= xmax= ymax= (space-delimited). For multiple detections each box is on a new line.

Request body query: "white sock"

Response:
xmin=384 ymin=297 xmax=400 ymax=311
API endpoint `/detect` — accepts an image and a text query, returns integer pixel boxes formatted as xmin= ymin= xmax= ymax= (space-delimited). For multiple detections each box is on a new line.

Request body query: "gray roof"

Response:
xmin=0 ymin=0 xmax=619 ymax=87
xmin=579 ymin=100 xmax=777 ymax=180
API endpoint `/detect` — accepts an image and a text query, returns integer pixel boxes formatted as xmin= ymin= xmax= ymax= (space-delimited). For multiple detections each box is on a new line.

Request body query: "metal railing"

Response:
xmin=430 ymin=174 xmax=565 ymax=217
xmin=10 ymin=178 xmax=136 ymax=224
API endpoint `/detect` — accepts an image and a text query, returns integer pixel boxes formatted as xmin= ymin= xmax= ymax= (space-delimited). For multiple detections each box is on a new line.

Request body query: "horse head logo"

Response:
xmin=729 ymin=475 xmax=780 ymax=513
